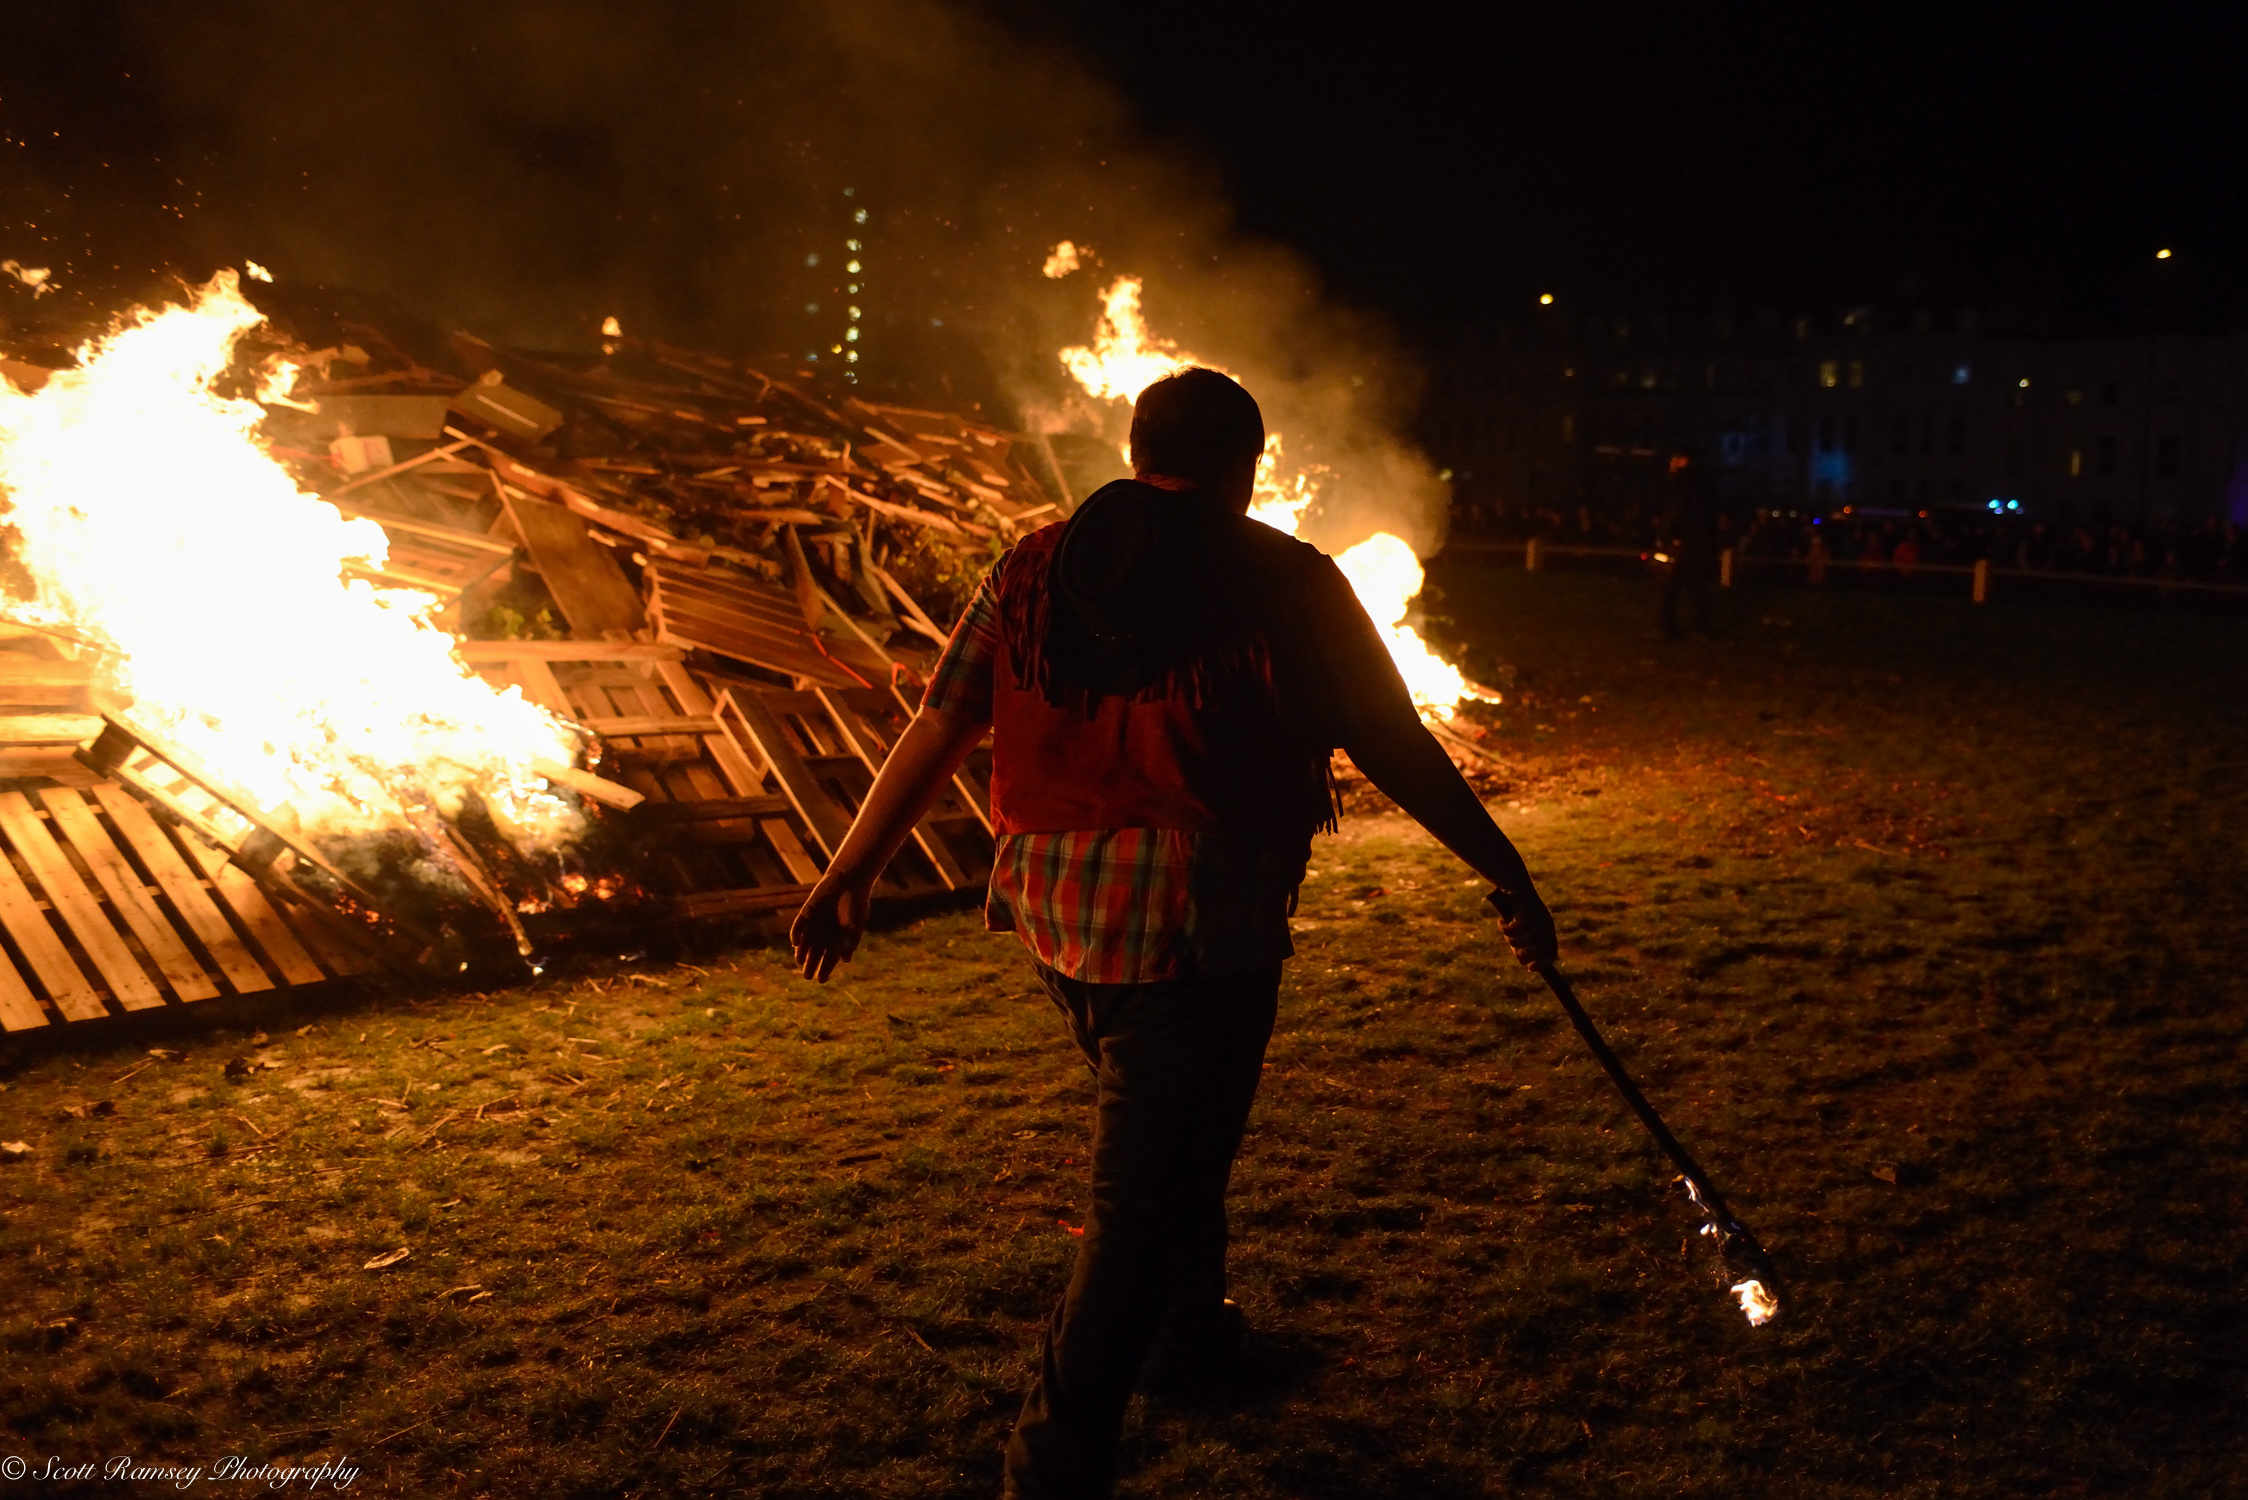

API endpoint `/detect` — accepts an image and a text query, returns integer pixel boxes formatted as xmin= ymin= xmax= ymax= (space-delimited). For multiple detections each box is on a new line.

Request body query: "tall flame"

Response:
xmin=0 ymin=271 xmax=582 ymax=847
xmin=1057 ymin=268 xmax=1478 ymax=719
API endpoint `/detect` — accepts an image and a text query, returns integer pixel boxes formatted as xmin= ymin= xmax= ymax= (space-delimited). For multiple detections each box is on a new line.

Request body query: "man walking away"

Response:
xmin=790 ymin=368 xmax=1557 ymax=1499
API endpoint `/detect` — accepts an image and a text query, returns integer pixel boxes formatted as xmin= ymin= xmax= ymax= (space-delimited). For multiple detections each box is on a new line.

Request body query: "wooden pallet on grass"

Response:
xmin=0 ymin=776 xmax=379 ymax=1032
xmin=76 ymin=717 xmax=428 ymax=978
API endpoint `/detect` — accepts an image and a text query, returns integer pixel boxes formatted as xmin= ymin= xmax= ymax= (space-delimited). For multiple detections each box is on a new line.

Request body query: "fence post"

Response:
xmin=1720 ymin=548 xmax=1734 ymax=588
xmin=1972 ymin=558 xmax=1990 ymax=604
xmin=1525 ymin=537 xmax=1541 ymax=573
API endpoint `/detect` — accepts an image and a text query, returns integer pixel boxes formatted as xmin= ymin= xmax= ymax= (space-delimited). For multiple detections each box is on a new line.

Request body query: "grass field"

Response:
xmin=4 ymin=564 xmax=2246 ymax=1498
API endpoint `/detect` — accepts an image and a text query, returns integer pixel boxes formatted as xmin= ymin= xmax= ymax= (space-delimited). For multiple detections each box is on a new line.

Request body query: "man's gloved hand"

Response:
xmin=1489 ymin=888 xmax=1559 ymax=969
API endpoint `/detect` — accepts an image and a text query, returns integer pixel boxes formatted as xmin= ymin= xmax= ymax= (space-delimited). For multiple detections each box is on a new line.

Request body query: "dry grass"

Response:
xmin=3 ymin=565 xmax=2245 ymax=1497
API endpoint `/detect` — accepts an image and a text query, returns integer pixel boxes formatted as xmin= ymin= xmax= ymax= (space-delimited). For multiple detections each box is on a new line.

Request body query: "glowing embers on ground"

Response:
xmin=0 ymin=270 xmax=583 ymax=852
xmin=1056 ymin=268 xmax=1484 ymax=720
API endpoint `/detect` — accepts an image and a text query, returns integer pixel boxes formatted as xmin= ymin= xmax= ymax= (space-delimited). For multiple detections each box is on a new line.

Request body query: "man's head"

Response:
xmin=1129 ymin=367 xmax=1264 ymax=512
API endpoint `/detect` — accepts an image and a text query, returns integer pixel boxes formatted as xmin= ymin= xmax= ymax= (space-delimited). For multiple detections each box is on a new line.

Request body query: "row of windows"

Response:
xmin=1440 ymin=360 xmax=2210 ymax=404
xmin=1433 ymin=418 xmax=2195 ymax=482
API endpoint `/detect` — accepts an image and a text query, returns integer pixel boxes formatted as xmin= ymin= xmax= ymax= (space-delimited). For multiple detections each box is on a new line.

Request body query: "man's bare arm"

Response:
xmin=1343 ymin=714 xmax=1558 ymax=967
xmin=789 ymin=707 xmax=989 ymax=982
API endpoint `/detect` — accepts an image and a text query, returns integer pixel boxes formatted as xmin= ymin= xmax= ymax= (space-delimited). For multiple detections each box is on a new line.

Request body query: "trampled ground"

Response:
xmin=3 ymin=564 xmax=2245 ymax=1497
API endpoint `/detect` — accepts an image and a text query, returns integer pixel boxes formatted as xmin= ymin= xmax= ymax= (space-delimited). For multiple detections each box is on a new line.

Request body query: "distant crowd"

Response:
xmin=1458 ymin=500 xmax=2248 ymax=587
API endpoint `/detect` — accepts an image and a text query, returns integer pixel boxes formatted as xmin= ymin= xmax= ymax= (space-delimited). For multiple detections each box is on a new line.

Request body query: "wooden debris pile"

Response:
xmin=0 ymin=294 xmax=1059 ymax=1030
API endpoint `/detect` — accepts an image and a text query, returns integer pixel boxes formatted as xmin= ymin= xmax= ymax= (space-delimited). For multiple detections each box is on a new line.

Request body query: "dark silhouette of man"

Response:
xmin=791 ymin=368 xmax=1556 ymax=1498
xmin=1656 ymin=446 xmax=1719 ymax=638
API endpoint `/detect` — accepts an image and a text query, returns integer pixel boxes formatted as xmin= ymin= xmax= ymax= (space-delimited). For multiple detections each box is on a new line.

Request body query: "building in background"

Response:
xmin=1422 ymin=310 xmax=2248 ymax=530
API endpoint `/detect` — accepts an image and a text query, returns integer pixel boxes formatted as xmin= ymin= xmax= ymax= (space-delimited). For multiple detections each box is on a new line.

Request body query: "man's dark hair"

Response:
xmin=1129 ymin=367 xmax=1265 ymax=484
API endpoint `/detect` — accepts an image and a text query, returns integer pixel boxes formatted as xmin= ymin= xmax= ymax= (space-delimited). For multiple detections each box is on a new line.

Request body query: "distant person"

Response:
xmin=1856 ymin=527 xmax=1888 ymax=583
xmin=789 ymin=367 xmax=1557 ymax=1500
xmin=1655 ymin=446 xmax=1718 ymax=638
xmin=1891 ymin=529 xmax=1922 ymax=589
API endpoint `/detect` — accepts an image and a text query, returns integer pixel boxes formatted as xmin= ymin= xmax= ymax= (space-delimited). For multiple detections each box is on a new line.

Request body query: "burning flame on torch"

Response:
xmin=0 ymin=270 xmax=584 ymax=849
xmin=1057 ymin=268 xmax=1484 ymax=720
xmin=1731 ymin=1279 xmax=1778 ymax=1327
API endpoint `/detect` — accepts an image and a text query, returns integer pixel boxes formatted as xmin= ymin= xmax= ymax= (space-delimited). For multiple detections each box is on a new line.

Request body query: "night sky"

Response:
xmin=2 ymin=1 xmax=2241 ymax=363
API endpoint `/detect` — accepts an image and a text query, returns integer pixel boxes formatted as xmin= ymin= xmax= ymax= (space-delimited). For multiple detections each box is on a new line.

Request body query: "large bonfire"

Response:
xmin=0 ymin=271 xmax=585 ymax=850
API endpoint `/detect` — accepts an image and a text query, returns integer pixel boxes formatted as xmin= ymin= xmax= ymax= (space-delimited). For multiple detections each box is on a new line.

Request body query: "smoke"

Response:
xmin=6 ymin=0 xmax=1442 ymax=554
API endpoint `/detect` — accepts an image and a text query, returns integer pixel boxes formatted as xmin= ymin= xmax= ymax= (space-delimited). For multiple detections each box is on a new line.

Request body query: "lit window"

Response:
xmin=804 ymin=302 xmax=820 ymax=314
xmin=849 ymin=306 xmax=861 ymax=320
xmin=846 ymin=239 xmax=861 ymax=252
xmin=846 ymin=351 xmax=859 ymax=363
xmin=1818 ymin=360 xmax=1838 ymax=388
xmin=854 ymin=208 xmax=868 ymax=223
xmin=845 ymin=328 xmax=859 ymax=342
xmin=2068 ymin=449 xmax=2082 ymax=477
xmin=1847 ymin=360 xmax=1864 ymax=388
xmin=805 ymin=253 xmax=820 ymax=267
xmin=846 ymin=260 xmax=862 ymax=274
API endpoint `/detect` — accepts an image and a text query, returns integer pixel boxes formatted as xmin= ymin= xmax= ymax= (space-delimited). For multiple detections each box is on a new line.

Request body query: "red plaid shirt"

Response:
xmin=922 ymin=558 xmax=1301 ymax=983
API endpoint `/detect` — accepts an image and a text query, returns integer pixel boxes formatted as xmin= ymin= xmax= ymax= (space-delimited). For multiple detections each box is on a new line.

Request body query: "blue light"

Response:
xmin=2006 ymin=499 xmax=2020 ymax=512
xmin=1988 ymin=499 xmax=2003 ymax=513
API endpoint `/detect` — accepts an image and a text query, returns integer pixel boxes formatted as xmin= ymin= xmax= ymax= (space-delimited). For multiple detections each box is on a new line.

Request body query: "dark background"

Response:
xmin=3 ymin=2 xmax=2241 ymax=384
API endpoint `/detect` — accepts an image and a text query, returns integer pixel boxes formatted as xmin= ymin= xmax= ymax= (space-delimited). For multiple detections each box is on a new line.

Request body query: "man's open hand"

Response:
xmin=790 ymin=878 xmax=873 ymax=983
xmin=1492 ymin=889 xmax=1559 ymax=969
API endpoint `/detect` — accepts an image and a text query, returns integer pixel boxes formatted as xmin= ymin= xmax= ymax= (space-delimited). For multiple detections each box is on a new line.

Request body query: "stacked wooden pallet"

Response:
xmin=0 ymin=302 xmax=1035 ymax=1027
xmin=0 ymin=648 xmax=392 ymax=1032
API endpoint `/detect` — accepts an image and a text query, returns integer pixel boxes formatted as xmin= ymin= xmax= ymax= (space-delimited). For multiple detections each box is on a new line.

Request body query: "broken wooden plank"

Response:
xmin=0 ymin=791 xmax=165 ymax=1010
xmin=0 ymin=658 xmax=93 ymax=705
xmin=455 ymin=641 xmax=684 ymax=663
xmin=673 ymin=884 xmax=814 ymax=919
xmin=38 ymin=788 xmax=219 ymax=1002
xmin=496 ymin=490 xmax=647 ymax=638
xmin=0 ymin=715 xmax=102 ymax=746
xmin=532 ymin=761 xmax=646 ymax=811
xmin=633 ymin=794 xmax=793 ymax=822
xmin=581 ymin=715 xmax=723 ymax=739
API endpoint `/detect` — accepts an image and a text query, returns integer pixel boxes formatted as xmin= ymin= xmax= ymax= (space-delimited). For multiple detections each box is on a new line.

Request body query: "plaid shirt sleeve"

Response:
xmin=918 ymin=556 xmax=1004 ymax=724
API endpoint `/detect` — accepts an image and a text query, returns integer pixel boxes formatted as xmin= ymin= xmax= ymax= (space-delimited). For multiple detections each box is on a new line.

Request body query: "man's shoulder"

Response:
xmin=1234 ymin=516 xmax=1342 ymax=582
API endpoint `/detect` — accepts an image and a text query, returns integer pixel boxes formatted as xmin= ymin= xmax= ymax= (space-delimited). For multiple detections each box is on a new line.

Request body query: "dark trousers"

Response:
xmin=1002 ymin=963 xmax=1281 ymax=1500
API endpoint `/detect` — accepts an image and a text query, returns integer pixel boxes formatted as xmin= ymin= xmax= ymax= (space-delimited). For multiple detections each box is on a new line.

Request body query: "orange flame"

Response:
xmin=1058 ymin=274 xmax=1479 ymax=719
xmin=0 ymin=271 xmax=584 ymax=848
